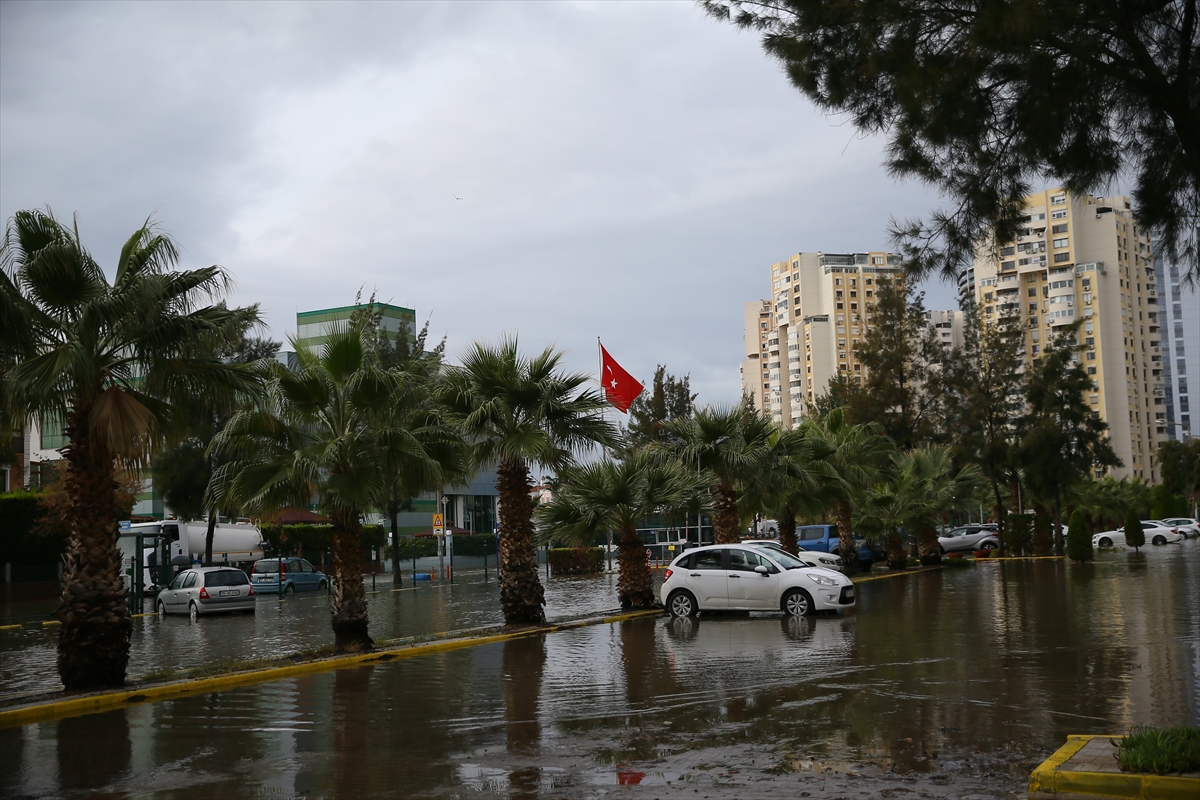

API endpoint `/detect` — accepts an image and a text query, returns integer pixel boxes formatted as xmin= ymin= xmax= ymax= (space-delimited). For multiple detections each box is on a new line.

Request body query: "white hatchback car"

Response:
xmin=660 ymin=544 xmax=855 ymax=617
xmin=1160 ymin=518 xmax=1200 ymax=538
xmin=157 ymin=567 xmax=257 ymax=618
xmin=1092 ymin=521 xmax=1184 ymax=548
xmin=740 ymin=539 xmax=845 ymax=572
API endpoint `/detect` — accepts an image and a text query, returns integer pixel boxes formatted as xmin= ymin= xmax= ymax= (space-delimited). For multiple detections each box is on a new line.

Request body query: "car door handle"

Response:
xmin=729 ymin=574 xmax=740 ymax=579
xmin=689 ymin=573 xmax=701 ymax=577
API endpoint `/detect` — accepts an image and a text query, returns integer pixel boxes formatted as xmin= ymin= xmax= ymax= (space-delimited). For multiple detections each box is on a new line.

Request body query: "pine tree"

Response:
xmin=1124 ymin=507 xmax=1145 ymax=551
xmin=1066 ymin=508 xmax=1092 ymax=563
xmin=628 ymin=366 xmax=696 ymax=447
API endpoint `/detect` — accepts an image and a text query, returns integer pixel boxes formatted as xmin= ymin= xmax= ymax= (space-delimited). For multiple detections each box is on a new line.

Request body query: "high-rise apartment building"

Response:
xmin=294 ymin=303 xmax=416 ymax=352
xmin=740 ymin=300 xmax=772 ymax=412
xmin=1153 ymin=249 xmax=1199 ymax=440
xmin=972 ymin=189 xmax=1162 ymax=480
xmin=740 ymin=251 xmax=902 ymax=428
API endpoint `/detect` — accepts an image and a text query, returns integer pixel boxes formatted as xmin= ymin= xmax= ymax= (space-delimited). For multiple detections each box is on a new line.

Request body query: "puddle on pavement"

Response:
xmin=3 ymin=547 xmax=1199 ymax=798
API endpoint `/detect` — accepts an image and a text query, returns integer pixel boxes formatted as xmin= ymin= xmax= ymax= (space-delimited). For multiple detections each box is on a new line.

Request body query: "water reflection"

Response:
xmin=2 ymin=550 xmax=1196 ymax=799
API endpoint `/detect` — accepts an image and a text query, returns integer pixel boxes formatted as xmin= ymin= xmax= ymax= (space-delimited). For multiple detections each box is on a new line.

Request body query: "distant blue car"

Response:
xmin=251 ymin=557 xmax=328 ymax=595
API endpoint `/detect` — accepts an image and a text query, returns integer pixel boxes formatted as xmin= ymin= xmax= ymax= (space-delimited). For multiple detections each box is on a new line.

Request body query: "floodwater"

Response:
xmin=1 ymin=570 xmax=630 ymax=696
xmin=3 ymin=545 xmax=1199 ymax=799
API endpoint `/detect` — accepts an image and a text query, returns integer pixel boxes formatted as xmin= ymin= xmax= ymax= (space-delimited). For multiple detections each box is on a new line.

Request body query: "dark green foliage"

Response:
xmin=1150 ymin=484 xmax=1188 ymax=520
xmin=1117 ymin=726 xmax=1200 ymax=774
xmin=153 ymin=438 xmax=209 ymax=521
xmin=704 ymin=0 xmax=1200 ymax=282
xmin=832 ymin=279 xmax=947 ymax=450
xmin=628 ymin=366 xmax=696 ymax=447
xmin=448 ymin=534 xmax=497 ymax=557
xmin=387 ymin=536 xmax=438 ymax=560
xmin=1003 ymin=513 xmax=1033 ymax=555
xmin=1032 ymin=512 xmax=1053 ymax=555
xmin=1125 ymin=507 xmax=1146 ymax=550
xmin=1067 ymin=508 xmax=1092 ymax=563
xmin=0 ymin=491 xmax=64 ymax=565
xmin=547 ymin=547 xmax=604 ymax=576
xmin=1158 ymin=439 xmax=1200 ymax=512
xmin=1018 ymin=325 xmax=1119 ymax=555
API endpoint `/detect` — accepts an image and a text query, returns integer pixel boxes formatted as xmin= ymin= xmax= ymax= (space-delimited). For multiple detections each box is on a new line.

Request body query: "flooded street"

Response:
xmin=3 ymin=546 xmax=1199 ymax=799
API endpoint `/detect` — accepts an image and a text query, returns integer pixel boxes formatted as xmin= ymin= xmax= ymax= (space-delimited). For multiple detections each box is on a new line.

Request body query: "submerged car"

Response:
xmin=660 ymin=543 xmax=855 ymax=617
xmin=937 ymin=525 xmax=1000 ymax=554
xmin=251 ymin=557 xmax=329 ymax=594
xmin=1092 ymin=521 xmax=1184 ymax=548
xmin=740 ymin=539 xmax=845 ymax=572
xmin=157 ymin=567 xmax=256 ymax=618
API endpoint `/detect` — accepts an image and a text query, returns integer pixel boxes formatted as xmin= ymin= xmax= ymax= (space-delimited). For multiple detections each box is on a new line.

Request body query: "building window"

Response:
xmin=1088 ymin=367 xmax=1097 ymax=375
xmin=1052 ymin=209 xmax=1067 ymax=219
xmin=1053 ymin=237 xmax=1069 ymax=248
xmin=1001 ymin=246 xmax=1015 ymax=256
xmin=1054 ymin=252 xmax=1071 ymax=262
xmin=1052 ymin=223 xmax=1068 ymax=234
xmin=1051 ymin=194 xmax=1066 ymax=205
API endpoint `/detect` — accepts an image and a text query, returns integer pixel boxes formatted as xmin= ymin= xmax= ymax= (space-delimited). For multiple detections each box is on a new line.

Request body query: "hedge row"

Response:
xmin=263 ymin=523 xmax=387 ymax=557
xmin=386 ymin=534 xmax=497 ymax=560
xmin=548 ymin=547 xmax=604 ymax=576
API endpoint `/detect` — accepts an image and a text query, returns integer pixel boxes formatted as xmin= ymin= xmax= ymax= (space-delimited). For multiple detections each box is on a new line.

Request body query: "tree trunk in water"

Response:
xmin=204 ymin=512 xmax=217 ymax=566
xmin=778 ymin=507 xmax=798 ymax=555
xmin=1009 ymin=478 xmax=1022 ymax=515
xmin=711 ymin=483 xmax=740 ymax=544
xmin=617 ymin=524 xmax=655 ymax=609
xmin=885 ymin=530 xmax=907 ymax=570
xmin=389 ymin=503 xmax=401 ymax=579
xmin=56 ymin=405 xmax=132 ymax=690
xmin=1053 ymin=500 xmax=1064 ymax=557
xmin=497 ymin=457 xmax=545 ymax=625
xmin=992 ymin=481 xmax=1007 ymax=556
xmin=329 ymin=507 xmax=372 ymax=652
xmin=917 ymin=525 xmax=941 ymax=565
xmin=837 ymin=500 xmax=860 ymax=573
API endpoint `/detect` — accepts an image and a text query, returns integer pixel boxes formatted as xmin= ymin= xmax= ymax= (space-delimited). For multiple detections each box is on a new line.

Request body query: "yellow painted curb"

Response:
xmin=0 ymin=608 xmax=661 ymax=729
xmin=1028 ymin=735 xmax=1200 ymax=799
xmin=852 ymin=566 xmax=944 ymax=584
xmin=0 ymin=624 xmax=21 ymax=631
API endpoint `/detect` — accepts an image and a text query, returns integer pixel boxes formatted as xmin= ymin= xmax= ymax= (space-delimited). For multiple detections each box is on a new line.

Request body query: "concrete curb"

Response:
xmin=0 ymin=608 xmax=660 ymax=729
xmin=1028 ymin=735 xmax=1200 ymax=799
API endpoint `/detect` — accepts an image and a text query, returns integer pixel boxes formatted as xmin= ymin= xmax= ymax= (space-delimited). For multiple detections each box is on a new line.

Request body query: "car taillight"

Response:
xmin=247 ymin=585 xmax=255 ymax=597
xmin=199 ymin=587 xmax=209 ymax=599
xmin=664 ymin=568 xmax=673 ymax=581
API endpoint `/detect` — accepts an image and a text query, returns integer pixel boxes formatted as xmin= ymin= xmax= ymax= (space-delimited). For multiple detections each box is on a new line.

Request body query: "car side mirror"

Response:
xmin=755 ymin=565 xmax=769 ymax=576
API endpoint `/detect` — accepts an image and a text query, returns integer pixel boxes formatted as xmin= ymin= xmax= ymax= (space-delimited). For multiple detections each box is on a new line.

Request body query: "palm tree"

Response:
xmin=212 ymin=324 xmax=456 ymax=651
xmin=860 ymin=447 xmax=981 ymax=568
xmin=438 ymin=336 xmax=616 ymax=625
xmin=1 ymin=209 xmax=260 ymax=689
xmin=741 ymin=426 xmax=836 ymax=555
xmin=537 ymin=451 xmax=694 ymax=609
xmin=661 ymin=404 xmax=773 ymax=545
xmin=802 ymin=408 xmax=891 ymax=572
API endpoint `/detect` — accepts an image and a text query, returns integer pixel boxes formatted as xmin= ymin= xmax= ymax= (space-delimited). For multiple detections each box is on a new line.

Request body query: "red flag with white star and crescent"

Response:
xmin=599 ymin=343 xmax=643 ymax=413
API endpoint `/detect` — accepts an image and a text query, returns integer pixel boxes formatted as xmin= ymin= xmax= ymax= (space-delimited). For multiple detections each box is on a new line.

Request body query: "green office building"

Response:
xmin=295 ymin=303 xmax=416 ymax=352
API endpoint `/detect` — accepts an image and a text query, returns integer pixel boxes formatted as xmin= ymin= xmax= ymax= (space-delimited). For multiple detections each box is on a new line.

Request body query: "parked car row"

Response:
xmin=156 ymin=558 xmax=329 ymax=619
xmin=1093 ymin=520 xmax=1190 ymax=548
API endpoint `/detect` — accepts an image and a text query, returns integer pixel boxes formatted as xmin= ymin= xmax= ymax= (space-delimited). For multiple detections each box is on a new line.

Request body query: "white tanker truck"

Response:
xmin=119 ymin=519 xmax=270 ymax=591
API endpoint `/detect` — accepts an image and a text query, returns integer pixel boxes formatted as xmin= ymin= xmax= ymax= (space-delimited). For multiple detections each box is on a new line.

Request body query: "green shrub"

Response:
xmin=387 ymin=536 xmax=438 ymax=560
xmin=1032 ymin=511 xmax=1053 ymax=555
xmin=548 ymin=547 xmax=604 ymax=575
xmin=1117 ymin=726 xmax=1200 ymax=774
xmin=1150 ymin=484 xmax=1187 ymax=521
xmin=1003 ymin=513 xmax=1033 ymax=555
xmin=449 ymin=533 xmax=497 ymax=557
xmin=1124 ymin=507 xmax=1145 ymax=550
xmin=1066 ymin=508 xmax=1092 ymax=563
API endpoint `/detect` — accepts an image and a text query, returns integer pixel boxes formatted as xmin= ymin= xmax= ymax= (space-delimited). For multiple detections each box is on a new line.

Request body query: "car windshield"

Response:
xmin=749 ymin=546 xmax=806 ymax=570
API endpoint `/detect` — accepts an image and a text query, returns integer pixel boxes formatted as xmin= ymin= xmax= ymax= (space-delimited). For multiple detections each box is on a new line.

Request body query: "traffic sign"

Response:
xmin=433 ymin=513 xmax=444 ymax=536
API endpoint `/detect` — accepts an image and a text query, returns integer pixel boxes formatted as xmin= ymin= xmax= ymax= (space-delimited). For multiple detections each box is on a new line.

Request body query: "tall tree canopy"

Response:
xmin=705 ymin=0 xmax=1200 ymax=281
xmin=627 ymin=365 xmax=696 ymax=447
xmin=1 ymin=209 xmax=260 ymax=689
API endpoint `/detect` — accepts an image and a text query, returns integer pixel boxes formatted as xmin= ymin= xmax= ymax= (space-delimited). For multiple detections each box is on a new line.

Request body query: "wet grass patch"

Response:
xmin=1116 ymin=726 xmax=1200 ymax=774
xmin=941 ymin=557 xmax=976 ymax=569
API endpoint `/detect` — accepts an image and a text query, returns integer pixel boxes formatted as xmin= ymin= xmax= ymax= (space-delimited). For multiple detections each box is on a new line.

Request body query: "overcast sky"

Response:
xmin=1 ymin=1 xmax=957 ymax=405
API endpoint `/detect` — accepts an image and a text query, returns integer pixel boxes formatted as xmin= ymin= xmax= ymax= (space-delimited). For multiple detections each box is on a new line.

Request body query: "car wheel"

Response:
xmin=189 ymin=601 xmax=198 ymax=621
xmin=1152 ymin=535 xmax=1166 ymax=545
xmin=939 ymin=545 xmax=946 ymax=555
xmin=782 ymin=588 xmax=814 ymax=617
xmin=317 ymin=580 xmax=327 ymax=591
xmin=980 ymin=541 xmax=998 ymax=551
xmin=285 ymin=583 xmax=295 ymax=596
xmin=666 ymin=590 xmax=698 ymax=618
xmin=157 ymin=600 xmax=166 ymax=617
xmin=1099 ymin=537 xmax=1112 ymax=547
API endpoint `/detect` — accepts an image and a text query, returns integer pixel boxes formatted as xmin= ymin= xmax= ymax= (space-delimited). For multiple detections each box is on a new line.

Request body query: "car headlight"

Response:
xmin=819 ymin=557 xmax=837 ymax=565
xmin=807 ymin=573 xmax=838 ymax=587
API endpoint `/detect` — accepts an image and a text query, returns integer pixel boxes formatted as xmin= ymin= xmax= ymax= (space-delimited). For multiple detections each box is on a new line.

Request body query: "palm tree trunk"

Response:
xmin=992 ymin=481 xmax=1007 ymax=556
xmin=1053 ymin=498 xmax=1064 ymax=557
xmin=388 ymin=502 xmax=401 ymax=579
xmin=836 ymin=500 xmax=859 ymax=573
xmin=617 ymin=524 xmax=655 ymax=609
xmin=917 ymin=525 xmax=941 ymax=565
xmin=885 ymin=529 xmax=907 ymax=570
xmin=778 ymin=506 xmax=798 ymax=555
xmin=56 ymin=406 xmax=132 ymax=690
xmin=329 ymin=507 xmax=372 ymax=652
xmin=204 ymin=512 xmax=217 ymax=566
xmin=497 ymin=457 xmax=545 ymax=625
xmin=711 ymin=483 xmax=740 ymax=544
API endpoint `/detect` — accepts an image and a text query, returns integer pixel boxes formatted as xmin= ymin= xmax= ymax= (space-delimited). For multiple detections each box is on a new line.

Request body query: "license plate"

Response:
xmin=845 ymin=588 xmax=855 ymax=599
xmin=219 ymin=590 xmax=239 ymax=597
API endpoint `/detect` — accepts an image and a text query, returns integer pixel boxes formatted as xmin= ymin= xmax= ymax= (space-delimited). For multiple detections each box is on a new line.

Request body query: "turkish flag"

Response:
xmin=600 ymin=344 xmax=643 ymax=413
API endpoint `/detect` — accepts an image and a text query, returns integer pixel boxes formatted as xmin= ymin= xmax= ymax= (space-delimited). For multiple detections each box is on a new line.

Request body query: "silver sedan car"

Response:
xmin=157 ymin=567 xmax=256 ymax=619
xmin=937 ymin=525 xmax=1000 ymax=554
